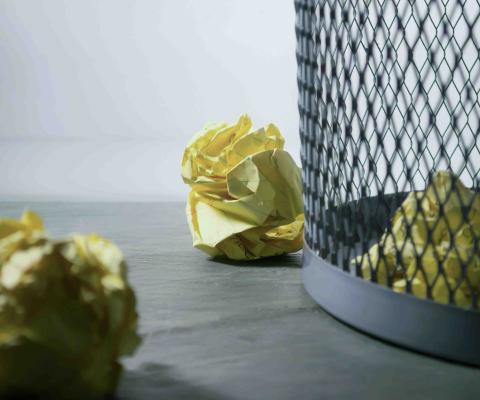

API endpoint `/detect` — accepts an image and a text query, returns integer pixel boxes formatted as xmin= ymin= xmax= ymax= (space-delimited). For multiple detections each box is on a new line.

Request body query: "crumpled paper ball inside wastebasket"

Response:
xmin=0 ymin=210 xmax=141 ymax=399
xmin=353 ymin=170 xmax=480 ymax=307
xmin=181 ymin=114 xmax=304 ymax=260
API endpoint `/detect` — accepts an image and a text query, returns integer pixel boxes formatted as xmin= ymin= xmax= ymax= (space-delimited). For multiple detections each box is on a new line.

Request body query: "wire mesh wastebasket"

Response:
xmin=296 ymin=0 xmax=480 ymax=365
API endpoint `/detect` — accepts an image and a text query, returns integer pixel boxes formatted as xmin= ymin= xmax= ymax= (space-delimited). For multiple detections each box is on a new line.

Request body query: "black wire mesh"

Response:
xmin=296 ymin=0 xmax=480 ymax=309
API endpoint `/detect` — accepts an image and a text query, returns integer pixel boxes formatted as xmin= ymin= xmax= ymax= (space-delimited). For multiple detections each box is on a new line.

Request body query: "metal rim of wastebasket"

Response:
xmin=303 ymin=243 xmax=480 ymax=367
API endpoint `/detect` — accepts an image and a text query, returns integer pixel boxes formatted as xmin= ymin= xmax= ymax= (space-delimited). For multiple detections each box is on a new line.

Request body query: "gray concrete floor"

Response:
xmin=0 ymin=202 xmax=479 ymax=400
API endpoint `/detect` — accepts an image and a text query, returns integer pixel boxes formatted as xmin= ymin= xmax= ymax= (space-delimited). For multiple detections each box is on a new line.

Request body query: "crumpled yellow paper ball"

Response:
xmin=181 ymin=114 xmax=304 ymax=260
xmin=354 ymin=170 xmax=480 ymax=308
xmin=0 ymin=210 xmax=140 ymax=399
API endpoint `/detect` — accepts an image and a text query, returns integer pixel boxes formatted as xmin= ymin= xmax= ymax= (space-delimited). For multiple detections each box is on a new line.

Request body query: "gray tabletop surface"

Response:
xmin=0 ymin=202 xmax=479 ymax=400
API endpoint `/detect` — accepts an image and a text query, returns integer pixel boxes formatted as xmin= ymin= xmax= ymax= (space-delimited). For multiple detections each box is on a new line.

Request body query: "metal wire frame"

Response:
xmin=296 ymin=0 xmax=480 ymax=310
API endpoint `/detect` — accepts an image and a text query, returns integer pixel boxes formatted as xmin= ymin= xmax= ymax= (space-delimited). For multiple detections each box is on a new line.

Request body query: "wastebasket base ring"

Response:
xmin=303 ymin=244 xmax=480 ymax=367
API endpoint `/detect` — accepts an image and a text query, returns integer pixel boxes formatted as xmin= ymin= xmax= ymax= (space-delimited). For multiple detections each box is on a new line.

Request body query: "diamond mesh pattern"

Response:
xmin=296 ymin=0 xmax=480 ymax=309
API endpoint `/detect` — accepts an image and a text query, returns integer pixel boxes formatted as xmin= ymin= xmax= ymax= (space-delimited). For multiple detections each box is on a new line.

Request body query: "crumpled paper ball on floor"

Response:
xmin=181 ymin=114 xmax=304 ymax=260
xmin=353 ymin=170 xmax=480 ymax=308
xmin=0 ymin=210 xmax=141 ymax=399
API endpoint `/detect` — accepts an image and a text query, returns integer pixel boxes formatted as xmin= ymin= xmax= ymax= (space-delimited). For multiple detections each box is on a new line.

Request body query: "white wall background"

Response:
xmin=0 ymin=0 xmax=299 ymax=201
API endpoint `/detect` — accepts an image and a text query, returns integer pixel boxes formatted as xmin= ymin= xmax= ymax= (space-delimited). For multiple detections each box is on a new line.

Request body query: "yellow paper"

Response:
xmin=353 ymin=171 xmax=480 ymax=308
xmin=0 ymin=210 xmax=140 ymax=399
xmin=182 ymin=114 xmax=304 ymax=260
